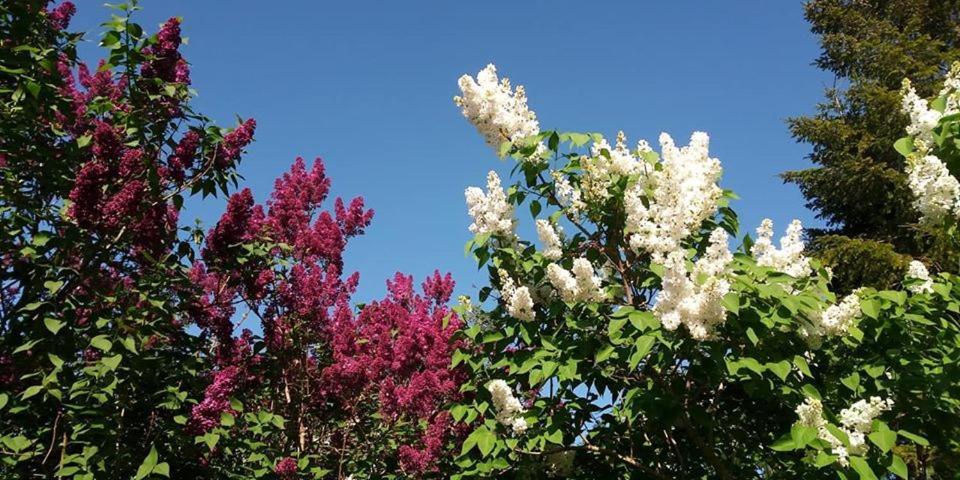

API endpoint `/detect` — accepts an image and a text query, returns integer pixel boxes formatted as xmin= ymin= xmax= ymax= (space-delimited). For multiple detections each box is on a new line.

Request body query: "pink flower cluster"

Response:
xmin=214 ymin=119 xmax=257 ymax=168
xmin=141 ymin=18 xmax=190 ymax=85
xmin=188 ymin=157 xmax=465 ymax=472
xmin=188 ymin=157 xmax=373 ymax=433
xmin=46 ymin=1 xmax=76 ymax=31
xmin=67 ymin=122 xmax=180 ymax=255
xmin=53 ymin=14 xmax=256 ymax=257
xmin=324 ymin=271 xmax=465 ymax=474
xmin=274 ymin=457 xmax=298 ymax=478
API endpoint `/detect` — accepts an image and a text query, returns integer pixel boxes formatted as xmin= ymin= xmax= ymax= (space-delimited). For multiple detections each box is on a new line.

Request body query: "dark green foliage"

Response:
xmin=811 ymin=235 xmax=911 ymax=293
xmin=784 ymin=0 xmax=960 ymax=290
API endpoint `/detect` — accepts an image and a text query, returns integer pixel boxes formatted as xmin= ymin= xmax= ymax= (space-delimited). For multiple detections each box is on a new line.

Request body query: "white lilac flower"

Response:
xmin=751 ymin=219 xmax=812 ymax=278
xmin=625 ymin=132 xmax=723 ymax=261
xmin=590 ymin=131 xmax=644 ymax=176
xmin=571 ymin=258 xmax=604 ymax=302
xmin=536 ymin=219 xmax=563 ymax=260
xmin=578 ymin=131 xmax=647 ymax=204
xmin=653 ymin=228 xmax=732 ymax=340
xmin=795 ymin=397 xmax=825 ymax=429
xmin=498 ymin=270 xmax=535 ymax=321
xmin=807 ymin=293 xmax=861 ymax=339
xmin=454 ymin=64 xmax=544 ymax=159
xmin=905 ymin=154 xmax=960 ymax=224
xmin=509 ymin=286 xmax=536 ymax=322
xmin=487 ymin=379 xmax=527 ymax=434
xmin=546 ymin=258 xmax=604 ymax=303
xmin=551 ymin=171 xmax=585 ymax=215
xmin=839 ymin=397 xmax=894 ymax=434
xmin=793 ymin=396 xmax=893 ymax=467
xmin=546 ymin=264 xmax=577 ymax=302
xmin=465 ymin=170 xmax=516 ymax=237
xmin=901 ymin=78 xmax=943 ymax=152
xmin=941 ymin=62 xmax=960 ymax=115
xmin=905 ymin=260 xmax=934 ymax=294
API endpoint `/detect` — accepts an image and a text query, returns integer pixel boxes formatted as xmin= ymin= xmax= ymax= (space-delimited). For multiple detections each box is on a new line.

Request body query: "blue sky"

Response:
xmin=71 ymin=1 xmax=831 ymax=303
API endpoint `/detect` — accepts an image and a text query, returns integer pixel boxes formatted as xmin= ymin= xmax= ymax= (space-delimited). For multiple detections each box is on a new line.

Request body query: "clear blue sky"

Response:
xmin=71 ymin=1 xmax=831 ymax=303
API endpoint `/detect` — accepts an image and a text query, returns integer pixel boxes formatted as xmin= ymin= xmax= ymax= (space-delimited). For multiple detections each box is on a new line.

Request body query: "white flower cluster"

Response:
xmin=546 ymin=258 xmax=604 ymax=303
xmin=590 ymin=131 xmax=645 ymax=176
xmin=812 ymin=293 xmax=861 ymax=339
xmin=625 ymin=132 xmax=723 ymax=260
xmin=905 ymin=260 xmax=933 ymax=294
xmin=905 ymin=154 xmax=960 ymax=224
xmin=795 ymin=396 xmax=893 ymax=467
xmin=465 ymin=171 xmax=516 ymax=237
xmin=487 ymin=379 xmax=528 ymax=434
xmin=536 ymin=219 xmax=563 ymax=260
xmin=552 ymin=171 xmax=585 ymax=215
xmin=454 ymin=64 xmax=543 ymax=158
xmin=751 ymin=219 xmax=812 ymax=278
xmin=901 ymin=78 xmax=944 ymax=150
xmin=578 ymin=131 xmax=647 ymax=204
xmin=900 ymin=71 xmax=960 ymax=224
xmin=498 ymin=270 xmax=535 ymax=321
xmin=941 ymin=62 xmax=960 ymax=116
xmin=653 ymin=228 xmax=733 ymax=340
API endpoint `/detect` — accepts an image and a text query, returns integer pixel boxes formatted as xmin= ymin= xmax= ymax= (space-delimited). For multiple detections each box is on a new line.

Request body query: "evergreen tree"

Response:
xmin=784 ymin=0 xmax=960 ymax=293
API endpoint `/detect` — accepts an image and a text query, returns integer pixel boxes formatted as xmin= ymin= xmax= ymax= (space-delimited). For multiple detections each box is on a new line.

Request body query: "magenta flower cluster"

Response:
xmin=324 ymin=271 xmax=466 ymax=473
xmin=188 ymin=156 xmax=465 ymax=473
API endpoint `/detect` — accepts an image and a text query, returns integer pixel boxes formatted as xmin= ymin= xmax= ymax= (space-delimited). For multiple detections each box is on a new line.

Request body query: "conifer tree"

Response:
xmin=784 ymin=0 xmax=960 ymax=293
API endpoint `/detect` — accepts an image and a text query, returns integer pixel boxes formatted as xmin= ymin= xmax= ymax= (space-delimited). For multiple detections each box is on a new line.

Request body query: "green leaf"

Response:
xmin=43 ymin=280 xmax=64 ymax=294
xmin=21 ymin=302 xmax=43 ymax=312
xmin=628 ymin=310 xmax=658 ymax=331
xmin=220 ymin=412 xmax=235 ymax=427
xmin=897 ymin=430 xmax=929 ymax=446
xmin=498 ymin=141 xmax=513 ymax=158
xmin=21 ymin=385 xmax=43 ymax=400
xmin=722 ymin=292 xmax=739 ymax=315
xmin=849 ymin=456 xmax=878 ymax=480
xmin=629 ymin=335 xmax=656 ymax=370
xmin=460 ymin=430 xmax=477 ymax=455
xmin=770 ymin=432 xmax=795 ymax=451
xmin=878 ymin=290 xmax=906 ymax=306
xmin=893 ymin=137 xmax=914 ymax=157
xmin=868 ymin=428 xmax=896 ymax=453
xmin=134 ymin=446 xmax=159 ymax=480
xmin=825 ymin=424 xmax=850 ymax=446
xmin=888 ymin=455 xmax=908 ymax=479
xmin=860 ymin=298 xmax=880 ymax=319
xmin=475 ymin=427 xmax=496 ymax=457
xmin=594 ymin=344 xmax=616 ymax=364
xmin=841 ymin=372 xmax=860 ymax=392
xmin=545 ymin=428 xmax=563 ymax=445
xmin=101 ymin=355 xmax=122 ymax=371
xmin=44 ymin=317 xmax=64 ymax=335
xmin=814 ymin=451 xmax=836 ymax=467
xmin=793 ymin=356 xmax=812 ymax=377
xmin=767 ymin=360 xmax=791 ymax=381
xmin=54 ymin=466 xmax=79 ymax=476
xmin=48 ymin=354 xmax=64 ymax=369
xmin=121 ymin=336 xmax=138 ymax=354
xmin=791 ymin=424 xmax=817 ymax=448
xmin=0 ymin=393 xmax=8 ymax=410
xmin=568 ymin=132 xmax=590 ymax=147
xmin=90 ymin=335 xmax=113 ymax=352
xmin=154 ymin=462 xmax=170 ymax=477
xmin=608 ymin=318 xmax=628 ymax=342
xmin=25 ymin=81 xmax=40 ymax=98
